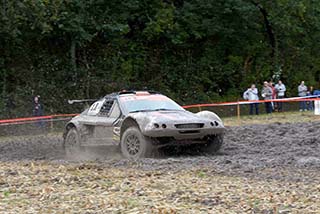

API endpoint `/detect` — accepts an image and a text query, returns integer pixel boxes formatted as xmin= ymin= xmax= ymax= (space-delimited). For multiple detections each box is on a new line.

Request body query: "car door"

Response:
xmin=79 ymin=98 xmax=121 ymax=145
xmin=92 ymin=99 xmax=121 ymax=145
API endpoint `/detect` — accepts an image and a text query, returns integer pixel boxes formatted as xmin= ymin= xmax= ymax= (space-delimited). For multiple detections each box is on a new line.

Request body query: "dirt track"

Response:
xmin=1 ymin=121 xmax=320 ymax=213
xmin=1 ymin=121 xmax=320 ymax=180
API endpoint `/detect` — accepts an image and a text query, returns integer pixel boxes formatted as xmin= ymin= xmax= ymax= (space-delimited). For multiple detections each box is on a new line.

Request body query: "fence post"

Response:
xmin=315 ymin=100 xmax=320 ymax=115
xmin=50 ymin=116 xmax=54 ymax=132
xmin=198 ymin=105 xmax=202 ymax=112
xmin=237 ymin=100 xmax=241 ymax=125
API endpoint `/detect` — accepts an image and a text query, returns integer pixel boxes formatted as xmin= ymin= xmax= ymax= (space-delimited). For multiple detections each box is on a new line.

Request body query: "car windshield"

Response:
xmin=119 ymin=94 xmax=184 ymax=113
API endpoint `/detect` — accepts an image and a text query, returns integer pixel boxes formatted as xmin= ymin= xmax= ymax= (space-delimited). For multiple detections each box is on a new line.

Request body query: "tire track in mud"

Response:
xmin=0 ymin=122 xmax=320 ymax=173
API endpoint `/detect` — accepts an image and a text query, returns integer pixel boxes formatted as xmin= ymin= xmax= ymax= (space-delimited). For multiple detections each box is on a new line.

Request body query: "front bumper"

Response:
xmin=142 ymin=124 xmax=225 ymax=140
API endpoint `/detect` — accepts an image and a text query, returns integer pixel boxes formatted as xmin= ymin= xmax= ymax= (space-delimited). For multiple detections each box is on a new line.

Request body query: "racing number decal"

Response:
xmin=88 ymin=101 xmax=103 ymax=115
xmin=90 ymin=103 xmax=99 ymax=111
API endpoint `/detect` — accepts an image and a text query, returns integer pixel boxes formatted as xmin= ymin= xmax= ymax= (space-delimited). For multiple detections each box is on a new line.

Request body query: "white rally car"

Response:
xmin=63 ymin=91 xmax=225 ymax=159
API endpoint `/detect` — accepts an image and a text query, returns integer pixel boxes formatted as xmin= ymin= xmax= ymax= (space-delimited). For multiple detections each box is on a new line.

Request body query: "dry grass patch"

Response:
xmin=223 ymin=111 xmax=320 ymax=126
xmin=1 ymin=162 xmax=319 ymax=213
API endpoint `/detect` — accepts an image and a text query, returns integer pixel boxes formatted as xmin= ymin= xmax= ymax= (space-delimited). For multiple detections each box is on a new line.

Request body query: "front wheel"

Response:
xmin=120 ymin=127 xmax=154 ymax=159
xmin=202 ymin=134 xmax=223 ymax=154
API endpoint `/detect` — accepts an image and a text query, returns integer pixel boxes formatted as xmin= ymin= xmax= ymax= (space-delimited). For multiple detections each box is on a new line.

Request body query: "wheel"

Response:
xmin=202 ymin=134 xmax=223 ymax=154
xmin=120 ymin=127 xmax=154 ymax=159
xmin=64 ymin=128 xmax=84 ymax=156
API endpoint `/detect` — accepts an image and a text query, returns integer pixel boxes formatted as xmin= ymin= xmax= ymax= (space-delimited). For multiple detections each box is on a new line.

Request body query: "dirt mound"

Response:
xmin=1 ymin=121 xmax=320 ymax=175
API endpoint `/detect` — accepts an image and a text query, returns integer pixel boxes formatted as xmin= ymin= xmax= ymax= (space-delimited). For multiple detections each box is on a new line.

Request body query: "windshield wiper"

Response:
xmin=130 ymin=108 xmax=181 ymax=113
xmin=154 ymin=108 xmax=179 ymax=111
xmin=129 ymin=109 xmax=152 ymax=113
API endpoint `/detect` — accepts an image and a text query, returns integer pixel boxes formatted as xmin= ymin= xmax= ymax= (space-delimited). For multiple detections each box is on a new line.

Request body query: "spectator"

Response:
xmin=314 ymin=88 xmax=320 ymax=97
xmin=261 ymin=81 xmax=273 ymax=114
xmin=269 ymin=81 xmax=277 ymax=111
xmin=33 ymin=95 xmax=44 ymax=127
xmin=298 ymin=81 xmax=308 ymax=111
xmin=243 ymin=84 xmax=259 ymax=115
xmin=307 ymin=86 xmax=314 ymax=110
xmin=275 ymin=80 xmax=286 ymax=112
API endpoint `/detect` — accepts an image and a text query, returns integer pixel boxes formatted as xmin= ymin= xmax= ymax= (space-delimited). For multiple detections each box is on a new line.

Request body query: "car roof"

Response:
xmin=104 ymin=90 xmax=161 ymax=99
xmin=119 ymin=90 xmax=160 ymax=96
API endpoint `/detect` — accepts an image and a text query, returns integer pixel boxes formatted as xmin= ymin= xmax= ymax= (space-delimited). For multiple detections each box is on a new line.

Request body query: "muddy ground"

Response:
xmin=1 ymin=121 xmax=320 ymax=213
xmin=1 ymin=121 xmax=320 ymax=181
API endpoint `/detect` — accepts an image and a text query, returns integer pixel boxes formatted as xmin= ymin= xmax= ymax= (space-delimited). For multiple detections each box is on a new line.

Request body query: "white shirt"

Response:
xmin=275 ymin=83 xmax=286 ymax=97
xmin=244 ymin=88 xmax=259 ymax=101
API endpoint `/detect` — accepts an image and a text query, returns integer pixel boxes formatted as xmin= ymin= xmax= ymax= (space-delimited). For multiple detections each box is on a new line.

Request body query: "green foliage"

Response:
xmin=3 ymin=191 xmax=10 ymax=197
xmin=1 ymin=0 xmax=320 ymax=117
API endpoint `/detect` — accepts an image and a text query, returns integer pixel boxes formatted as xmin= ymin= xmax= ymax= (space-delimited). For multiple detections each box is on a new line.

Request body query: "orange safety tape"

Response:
xmin=0 ymin=117 xmax=73 ymax=126
xmin=1 ymin=97 xmax=320 ymax=124
xmin=50 ymin=114 xmax=78 ymax=118
xmin=0 ymin=115 xmax=53 ymax=124
xmin=0 ymin=114 xmax=78 ymax=124
xmin=182 ymin=98 xmax=320 ymax=109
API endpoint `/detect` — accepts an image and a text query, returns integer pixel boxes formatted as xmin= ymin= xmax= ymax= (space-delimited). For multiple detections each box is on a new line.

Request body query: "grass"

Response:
xmin=223 ymin=110 xmax=320 ymax=126
xmin=0 ymin=162 xmax=319 ymax=213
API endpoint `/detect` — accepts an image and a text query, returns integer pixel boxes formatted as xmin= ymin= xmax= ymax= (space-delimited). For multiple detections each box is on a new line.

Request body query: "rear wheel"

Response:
xmin=202 ymin=134 xmax=223 ymax=154
xmin=64 ymin=128 xmax=84 ymax=156
xmin=121 ymin=127 xmax=154 ymax=159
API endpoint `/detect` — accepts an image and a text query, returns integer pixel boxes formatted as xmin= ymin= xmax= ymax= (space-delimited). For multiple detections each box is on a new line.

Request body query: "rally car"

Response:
xmin=63 ymin=90 xmax=225 ymax=159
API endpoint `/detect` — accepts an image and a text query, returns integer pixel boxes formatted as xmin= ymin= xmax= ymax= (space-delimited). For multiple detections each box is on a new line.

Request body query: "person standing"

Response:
xmin=261 ymin=81 xmax=273 ymax=114
xmin=275 ymin=80 xmax=286 ymax=112
xmin=269 ymin=81 xmax=277 ymax=111
xmin=243 ymin=84 xmax=259 ymax=115
xmin=307 ymin=86 xmax=314 ymax=110
xmin=33 ymin=95 xmax=44 ymax=127
xmin=298 ymin=81 xmax=308 ymax=111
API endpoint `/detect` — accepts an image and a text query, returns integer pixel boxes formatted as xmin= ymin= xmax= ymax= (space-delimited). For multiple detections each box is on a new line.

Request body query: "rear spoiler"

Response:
xmin=67 ymin=99 xmax=97 ymax=104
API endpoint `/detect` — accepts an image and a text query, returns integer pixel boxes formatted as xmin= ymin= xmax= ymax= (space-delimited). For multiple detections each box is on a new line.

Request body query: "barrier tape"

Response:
xmin=0 ymin=117 xmax=74 ymax=126
xmin=182 ymin=96 xmax=320 ymax=109
xmin=0 ymin=114 xmax=77 ymax=125
xmin=0 ymin=96 xmax=319 ymax=125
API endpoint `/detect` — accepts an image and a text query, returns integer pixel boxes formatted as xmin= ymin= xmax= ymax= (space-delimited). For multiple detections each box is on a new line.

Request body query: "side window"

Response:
xmin=99 ymin=100 xmax=114 ymax=116
xmin=109 ymin=102 xmax=121 ymax=119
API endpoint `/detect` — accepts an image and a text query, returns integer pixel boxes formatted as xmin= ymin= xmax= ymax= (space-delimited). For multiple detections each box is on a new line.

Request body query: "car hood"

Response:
xmin=128 ymin=110 xmax=210 ymax=124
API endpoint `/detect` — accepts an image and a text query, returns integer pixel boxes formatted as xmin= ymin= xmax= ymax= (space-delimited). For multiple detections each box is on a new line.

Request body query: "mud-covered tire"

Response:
xmin=121 ymin=127 xmax=154 ymax=159
xmin=63 ymin=128 xmax=84 ymax=156
xmin=202 ymin=134 xmax=223 ymax=154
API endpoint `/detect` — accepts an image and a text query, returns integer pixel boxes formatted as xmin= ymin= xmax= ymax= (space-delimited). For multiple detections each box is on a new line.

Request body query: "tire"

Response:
xmin=202 ymin=134 xmax=223 ymax=154
xmin=120 ymin=127 xmax=154 ymax=159
xmin=64 ymin=128 xmax=84 ymax=156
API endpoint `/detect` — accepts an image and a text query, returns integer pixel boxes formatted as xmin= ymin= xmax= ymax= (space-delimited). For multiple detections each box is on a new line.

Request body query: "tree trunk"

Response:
xmin=1 ymin=69 xmax=7 ymax=117
xmin=83 ymin=51 xmax=90 ymax=98
xmin=2 ymin=0 xmax=7 ymax=18
xmin=70 ymin=39 xmax=77 ymax=73
xmin=251 ymin=1 xmax=281 ymax=79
